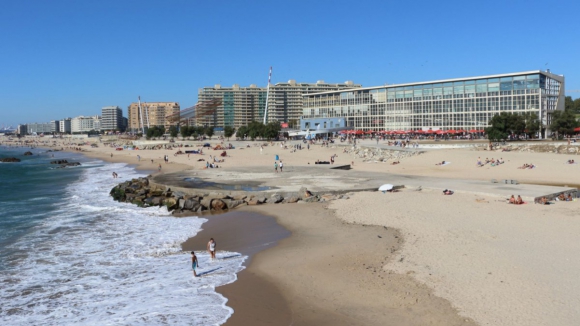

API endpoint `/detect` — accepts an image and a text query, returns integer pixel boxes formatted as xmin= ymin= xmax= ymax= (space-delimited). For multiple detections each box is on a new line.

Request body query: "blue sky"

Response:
xmin=1 ymin=0 xmax=579 ymax=127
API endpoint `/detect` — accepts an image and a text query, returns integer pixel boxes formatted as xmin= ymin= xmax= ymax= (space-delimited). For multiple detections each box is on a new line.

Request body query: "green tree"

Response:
xmin=263 ymin=121 xmax=281 ymax=140
xmin=180 ymin=126 xmax=190 ymax=139
xmin=522 ymin=112 xmax=541 ymax=138
xmin=205 ymin=126 xmax=214 ymax=139
xmin=485 ymin=112 xmax=525 ymax=141
xmin=549 ymin=109 xmax=579 ymax=138
xmin=146 ymin=126 xmax=165 ymax=139
xmin=224 ymin=126 xmax=235 ymax=140
xmin=169 ymin=125 xmax=179 ymax=138
xmin=236 ymin=126 xmax=248 ymax=140
xmin=246 ymin=121 xmax=264 ymax=140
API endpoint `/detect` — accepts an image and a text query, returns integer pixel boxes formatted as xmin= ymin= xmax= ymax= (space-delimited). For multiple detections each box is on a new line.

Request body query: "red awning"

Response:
xmin=468 ymin=129 xmax=478 ymax=133
xmin=435 ymin=130 xmax=446 ymax=134
xmin=447 ymin=129 xmax=457 ymax=134
xmin=574 ymin=127 xmax=580 ymax=132
xmin=456 ymin=129 xmax=466 ymax=133
xmin=425 ymin=129 xmax=435 ymax=134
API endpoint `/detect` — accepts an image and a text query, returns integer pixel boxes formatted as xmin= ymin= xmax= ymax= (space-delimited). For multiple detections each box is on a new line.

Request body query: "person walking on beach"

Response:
xmin=274 ymin=161 xmax=278 ymax=173
xmin=191 ymin=251 xmax=200 ymax=277
xmin=137 ymin=155 xmax=141 ymax=162
xmin=207 ymin=238 xmax=216 ymax=260
xmin=279 ymin=160 xmax=283 ymax=172
xmin=158 ymin=163 xmax=162 ymax=171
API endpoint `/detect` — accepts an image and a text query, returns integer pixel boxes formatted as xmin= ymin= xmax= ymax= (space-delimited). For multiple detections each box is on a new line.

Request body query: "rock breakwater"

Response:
xmin=110 ymin=177 xmax=349 ymax=214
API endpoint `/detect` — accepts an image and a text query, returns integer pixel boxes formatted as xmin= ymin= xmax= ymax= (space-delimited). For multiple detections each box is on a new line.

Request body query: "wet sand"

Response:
xmin=180 ymin=210 xmax=293 ymax=325
xmin=203 ymin=204 xmax=476 ymax=326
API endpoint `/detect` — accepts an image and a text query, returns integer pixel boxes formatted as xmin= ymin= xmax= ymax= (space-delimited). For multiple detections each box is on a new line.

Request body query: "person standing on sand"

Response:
xmin=158 ymin=164 xmax=162 ymax=171
xmin=137 ymin=155 xmax=140 ymax=162
xmin=207 ymin=238 xmax=216 ymax=260
xmin=274 ymin=161 xmax=278 ymax=173
xmin=191 ymin=251 xmax=200 ymax=277
xmin=279 ymin=160 xmax=283 ymax=172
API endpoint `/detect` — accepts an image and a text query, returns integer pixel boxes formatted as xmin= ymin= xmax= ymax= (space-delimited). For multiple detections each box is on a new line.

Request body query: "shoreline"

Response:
xmin=7 ymin=137 xmax=580 ymax=325
xmin=218 ymin=204 xmax=476 ymax=326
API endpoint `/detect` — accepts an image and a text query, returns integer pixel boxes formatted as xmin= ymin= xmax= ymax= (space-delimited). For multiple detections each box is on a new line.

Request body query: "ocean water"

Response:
xmin=0 ymin=146 xmax=246 ymax=325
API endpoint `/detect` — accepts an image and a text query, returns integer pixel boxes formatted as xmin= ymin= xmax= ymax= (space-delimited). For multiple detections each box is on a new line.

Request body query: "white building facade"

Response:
xmin=101 ymin=106 xmax=123 ymax=131
xmin=71 ymin=116 xmax=101 ymax=133
xmin=302 ymin=70 xmax=565 ymax=137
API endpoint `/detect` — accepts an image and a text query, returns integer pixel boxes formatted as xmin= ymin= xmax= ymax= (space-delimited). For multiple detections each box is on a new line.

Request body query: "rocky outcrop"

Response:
xmin=109 ymin=177 xmax=343 ymax=214
xmin=0 ymin=157 xmax=21 ymax=163
xmin=23 ymin=151 xmax=33 ymax=156
xmin=50 ymin=159 xmax=81 ymax=168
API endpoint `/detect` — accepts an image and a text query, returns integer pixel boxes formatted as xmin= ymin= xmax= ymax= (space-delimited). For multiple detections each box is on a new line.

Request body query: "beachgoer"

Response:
xmin=516 ymin=195 xmax=523 ymax=205
xmin=158 ymin=164 xmax=162 ymax=171
xmin=110 ymin=153 xmax=113 ymax=158
xmin=207 ymin=238 xmax=216 ymax=260
xmin=567 ymin=194 xmax=573 ymax=201
xmin=509 ymin=195 xmax=515 ymax=204
xmin=279 ymin=160 xmax=283 ymax=172
xmin=137 ymin=155 xmax=140 ymax=161
xmin=191 ymin=251 xmax=200 ymax=277
xmin=274 ymin=161 xmax=278 ymax=173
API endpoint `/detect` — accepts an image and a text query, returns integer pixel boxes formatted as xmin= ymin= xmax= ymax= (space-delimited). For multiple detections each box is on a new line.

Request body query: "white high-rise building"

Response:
xmin=59 ymin=118 xmax=72 ymax=134
xmin=101 ymin=106 xmax=123 ymax=131
xmin=71 ymin=115 xmax=101 ymax=133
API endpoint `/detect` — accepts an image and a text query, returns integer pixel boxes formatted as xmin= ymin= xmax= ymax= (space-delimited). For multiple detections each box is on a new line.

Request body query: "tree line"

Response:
xmin=486 ymin=108 xmax=579 ymax=141
xmin=235 ymin=121 xmax=281 ymax=140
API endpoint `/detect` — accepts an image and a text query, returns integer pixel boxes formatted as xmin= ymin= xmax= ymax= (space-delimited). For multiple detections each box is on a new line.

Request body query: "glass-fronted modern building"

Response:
xmin=302 ymin=70 xmax=564 ymax=137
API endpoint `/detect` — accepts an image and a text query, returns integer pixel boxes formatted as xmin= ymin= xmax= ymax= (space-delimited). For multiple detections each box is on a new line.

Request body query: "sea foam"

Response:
xmin=0 ymin=161 xmax=246 ymax=325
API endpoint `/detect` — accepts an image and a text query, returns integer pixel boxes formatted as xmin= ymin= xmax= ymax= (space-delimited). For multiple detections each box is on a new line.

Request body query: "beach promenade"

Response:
xmin=6 ymin=135 xmax=580 ymax=326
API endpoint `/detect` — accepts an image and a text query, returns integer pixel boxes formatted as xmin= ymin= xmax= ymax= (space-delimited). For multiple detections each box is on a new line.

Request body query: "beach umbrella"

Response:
xmin=447 ymin=129 xmax=457 ymax=134
xmin=425 ymin=129 xmax=435 ymax=134
xmin=456 ymin=129 xmax=466 ymax=133
xmin=435 ymin=130 xmax=446 ymax=135
xmin=366 ymin=130 xmax=374 ymax=134
xmin=468 ymin=129 xmax=478 ymax=133
xmin=355 ymin=130 xmax=364 ymax=135
xmin=339 ymin=130 xmax=347 ymax=134
xmin=478 ymin=129 xmax=486 ymax=133
xmin=414 ymin=130 xmax=424 ymax=134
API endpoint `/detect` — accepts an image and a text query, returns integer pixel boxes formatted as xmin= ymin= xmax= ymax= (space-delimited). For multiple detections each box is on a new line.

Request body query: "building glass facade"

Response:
xmin=302 ymin=71 xmax=564 ymax=134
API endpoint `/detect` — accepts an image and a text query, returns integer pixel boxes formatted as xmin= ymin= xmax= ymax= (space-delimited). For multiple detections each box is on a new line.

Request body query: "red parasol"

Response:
xmin=425 ymin=129 xmax=435 ymax=134
xmin=456 ymin=129 xmax=466 ymax=133
xmin=468 ymin=129 xmax=478 ymax=133
xmin=574 ymin=127 xmax=580 ymax=132
xmin=435 ymin=130 xmax=446 ymax=135
xmin=447 ymin=129 xmax=457 ymax=134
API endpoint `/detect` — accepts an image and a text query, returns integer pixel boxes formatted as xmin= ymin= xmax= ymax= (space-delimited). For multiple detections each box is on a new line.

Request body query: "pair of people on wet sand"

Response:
xmin=191 ymin=238 xmax=217 ymax=277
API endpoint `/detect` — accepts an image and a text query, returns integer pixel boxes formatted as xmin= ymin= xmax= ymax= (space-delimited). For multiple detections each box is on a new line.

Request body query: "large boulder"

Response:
xmin=246 ymin=198 xmax=260 ymax=205
xmin=298 ymin=187 xmax=314 ymax=199
xmin=211 ymin=199 xmax=227 ymax=210
xmin=163 ymin=197 xmax=178 ymax=210
xmin=285 ymin=196 xmax=299 ymax=203
xmin=183 ymin=198 xmax=199 ymax=210
xmin=269 ymin=194 xmax=284 ymax=204
xmin=50 ymin=159 xmax=68 ymax=164
xmin=23 ymin=151 xmax=33 ymax=156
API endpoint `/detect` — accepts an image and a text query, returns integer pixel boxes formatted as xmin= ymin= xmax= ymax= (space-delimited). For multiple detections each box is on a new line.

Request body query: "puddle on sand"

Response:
xmin=182 ymin=178 xmax=271 ymax=191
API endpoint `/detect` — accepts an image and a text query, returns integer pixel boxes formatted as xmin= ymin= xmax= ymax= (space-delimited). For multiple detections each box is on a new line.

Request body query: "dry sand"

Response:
xmin=7 ymin=136 xmax=580 ymax=325
xmin=331 ymin=190 xmax=580 ymax=326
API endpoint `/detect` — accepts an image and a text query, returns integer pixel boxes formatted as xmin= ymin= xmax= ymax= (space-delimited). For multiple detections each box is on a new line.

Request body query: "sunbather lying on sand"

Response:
xmin=436 ymin=161 xmax=447 ymax=166
xmin=567 ymin=159 xmax=575 ymax=164
xmin=391 ymin=160 xmax=400 ymax=165
xmin=442 ymin=189 xmax=454 ymax=195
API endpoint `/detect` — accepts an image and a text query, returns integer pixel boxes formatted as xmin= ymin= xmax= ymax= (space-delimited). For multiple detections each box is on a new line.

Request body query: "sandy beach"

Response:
xmin=4 ymin=135 xmax=580 ymax=325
